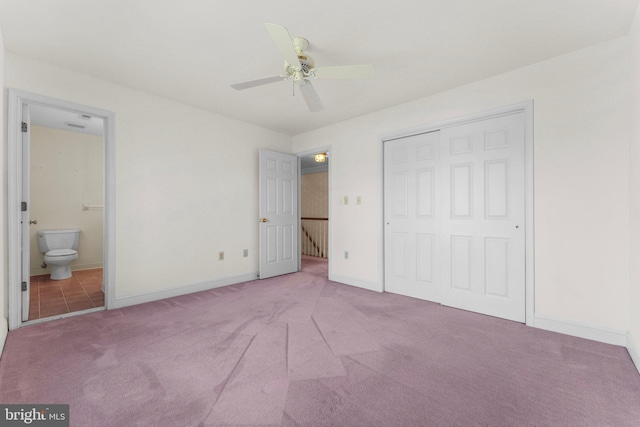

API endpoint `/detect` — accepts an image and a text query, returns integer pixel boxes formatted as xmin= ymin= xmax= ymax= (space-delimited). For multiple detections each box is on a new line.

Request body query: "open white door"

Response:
xmin=20 ymin=104 xmax=31 ymax=321
xmin=259 ymin=149 xmax=299 ymax=279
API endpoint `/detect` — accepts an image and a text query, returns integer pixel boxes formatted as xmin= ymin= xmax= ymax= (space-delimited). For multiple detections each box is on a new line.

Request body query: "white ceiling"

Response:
xmin=1 ymin=0 xmax=638 ymax=136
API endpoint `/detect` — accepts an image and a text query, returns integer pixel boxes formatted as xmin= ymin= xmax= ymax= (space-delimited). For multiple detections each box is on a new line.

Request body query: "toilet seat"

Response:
xmin=46 ymin=249 xmax=78 ymax=257
xmin=44 ymin=249 xmax=78 ymax=267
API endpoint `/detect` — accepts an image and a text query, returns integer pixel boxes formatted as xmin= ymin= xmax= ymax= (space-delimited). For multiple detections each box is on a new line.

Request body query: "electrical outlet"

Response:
xmin=218 ymin=251 xmax=224 ymax=261
xmin=344 ymin=251 xmax=349 ymax=260
xmin=243 ymin=249 xmax=248 ymax=258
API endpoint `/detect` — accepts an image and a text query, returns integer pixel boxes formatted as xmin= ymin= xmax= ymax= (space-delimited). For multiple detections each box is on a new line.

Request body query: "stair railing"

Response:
xmin=301 ymin=217 xmax=328 ymax=258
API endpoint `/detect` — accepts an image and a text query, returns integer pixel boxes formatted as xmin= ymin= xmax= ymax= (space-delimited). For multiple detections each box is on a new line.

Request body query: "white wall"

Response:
xmin=293 ymin=37 xmax=631 ymax=333
xmin=29 ymin=125 xmax=104 ymax=275
xmin=4 ymin=53 xmax=291 ymax=300
xmin=628 ymin=5 xmax=640 ymax=368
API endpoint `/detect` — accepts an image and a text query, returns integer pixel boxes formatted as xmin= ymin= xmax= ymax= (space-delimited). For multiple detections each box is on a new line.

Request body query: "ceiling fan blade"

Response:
xmin=230 ymin=75 xmax=285 ymax=90
xmin=312 ymin=64 xmax=375 ymax=79
xmin=264 ymin=23 xmax=302 ymax=69
xmin=297 ymin=80 xmax=324 ymax=112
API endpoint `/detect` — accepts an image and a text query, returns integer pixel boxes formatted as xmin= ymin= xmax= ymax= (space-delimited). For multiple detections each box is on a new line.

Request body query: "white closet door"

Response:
xmin=440 ymin=112 xmax=525 ymax=322
xmin=384 ymin=131 xmax=441 ymax=302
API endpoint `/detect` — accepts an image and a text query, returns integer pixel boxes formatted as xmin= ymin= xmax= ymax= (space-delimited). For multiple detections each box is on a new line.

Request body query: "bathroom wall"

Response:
xmin=29 ymin=125 xmax=104 ymax=275
xmin=4 ymin=52 xmax=292 ymax=302
xmin=293 ymin=37 xmax=631 ymax=335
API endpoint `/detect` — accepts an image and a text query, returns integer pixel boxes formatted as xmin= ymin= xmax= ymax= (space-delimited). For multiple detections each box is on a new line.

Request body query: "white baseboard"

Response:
xmin=30 ymin=263 xmax=104 ymax=276
xmin=72 ymin=263 xmax=104 ymax=271
xmin=0 ymin=317 xmax=8 ymax=360
xmin=533 ymin=314 xmax=628 ymax=346
xmin=329 ymin=274 xmax=382 ymax=293
xmin=111 ymin=272 xmax=259 ymax=309
xmin=628 ymin=331 xmax=640 ymax=375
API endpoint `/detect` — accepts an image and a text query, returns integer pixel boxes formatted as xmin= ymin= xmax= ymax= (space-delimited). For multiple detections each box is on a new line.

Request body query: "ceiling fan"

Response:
xmin=230 ymin=23 xmax=375 ymax=112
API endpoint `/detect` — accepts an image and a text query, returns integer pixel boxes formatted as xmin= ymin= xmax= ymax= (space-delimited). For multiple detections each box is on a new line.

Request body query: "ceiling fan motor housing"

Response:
xmin=285 ymin=53 xmax=314 ymax=75
xmin=285 ymin=38 xmax=315 ymax=75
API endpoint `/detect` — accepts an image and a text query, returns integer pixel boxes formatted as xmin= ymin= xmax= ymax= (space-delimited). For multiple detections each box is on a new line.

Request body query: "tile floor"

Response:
xmin=28 ymin=268 xmax=104 ymax=320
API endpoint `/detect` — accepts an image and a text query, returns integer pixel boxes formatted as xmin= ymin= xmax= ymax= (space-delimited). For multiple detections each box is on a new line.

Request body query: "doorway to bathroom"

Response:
xmin=27 ymin=105 xmax=105 ymax=320
xmin=7 ymin=89 xmax=116 ymax=330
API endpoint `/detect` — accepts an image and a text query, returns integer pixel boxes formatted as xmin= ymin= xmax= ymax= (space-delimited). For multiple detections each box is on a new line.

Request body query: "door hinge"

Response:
xmin=21 ymin=201 xmax=27 ymax=212
xmin=21 ymin=122 xmax=28 ymax=132
xmin=21 ymin=282 xmax=27 ymax=291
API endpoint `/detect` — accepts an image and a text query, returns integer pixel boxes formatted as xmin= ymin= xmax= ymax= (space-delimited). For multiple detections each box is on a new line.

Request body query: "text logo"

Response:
xmin=0 ymin=405 xmax=68 ymax=427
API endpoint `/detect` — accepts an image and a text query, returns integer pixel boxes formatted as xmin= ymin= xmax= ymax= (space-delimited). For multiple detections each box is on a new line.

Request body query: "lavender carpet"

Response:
xmin=1 ymin=256 xmax=639 ymax=426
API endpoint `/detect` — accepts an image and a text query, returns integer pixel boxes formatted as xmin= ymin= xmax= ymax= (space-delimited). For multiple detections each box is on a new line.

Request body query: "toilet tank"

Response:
xmin=37 ymin=229 xmax=80 ymax=253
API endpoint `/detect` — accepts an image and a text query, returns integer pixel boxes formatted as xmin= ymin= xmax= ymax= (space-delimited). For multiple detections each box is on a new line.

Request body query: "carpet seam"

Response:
xmin=285 ymin=322 xmax=289 ymax=375
xmin=309 ymin=279 xmax=326 ymax=317
xmin=200 ymin=334 xmax=256 ymax=423
xmin=311 ymin=315 xmax=336 ymax=357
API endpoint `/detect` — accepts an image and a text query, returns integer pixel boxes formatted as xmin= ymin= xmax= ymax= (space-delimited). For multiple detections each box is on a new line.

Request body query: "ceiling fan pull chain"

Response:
xmin=292 ymin=78 xmax=295 ymax=97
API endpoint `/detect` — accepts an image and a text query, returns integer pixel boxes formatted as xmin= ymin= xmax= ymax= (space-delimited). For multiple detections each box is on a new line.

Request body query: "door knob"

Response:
xmin=260 ymin=218 xmax=268 ymax=223
xmin=29 ymin=220 xmax=37 ymax=225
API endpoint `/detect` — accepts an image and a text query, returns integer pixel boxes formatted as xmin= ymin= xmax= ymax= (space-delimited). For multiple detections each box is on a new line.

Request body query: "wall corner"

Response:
xmin=628 ymin=331 xmax=640 ymax=375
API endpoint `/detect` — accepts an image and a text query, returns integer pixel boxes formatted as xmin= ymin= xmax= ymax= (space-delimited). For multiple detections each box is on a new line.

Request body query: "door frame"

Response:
xmin=7 ymin=89 xmax=116 ymax=330
xmin=295 ymin=146 xmax=332 ymax=276
xmin=380 ymin=100 xmax=534 ymax=326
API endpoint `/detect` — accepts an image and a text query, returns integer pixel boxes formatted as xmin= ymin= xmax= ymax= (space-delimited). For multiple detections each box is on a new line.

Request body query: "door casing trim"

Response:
xmin=7 ymin=89 xmax=116 ymax=330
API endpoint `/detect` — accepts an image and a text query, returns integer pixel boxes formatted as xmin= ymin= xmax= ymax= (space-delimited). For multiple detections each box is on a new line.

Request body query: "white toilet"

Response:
xmin=37 ymin=229 xmax=80 ymax=280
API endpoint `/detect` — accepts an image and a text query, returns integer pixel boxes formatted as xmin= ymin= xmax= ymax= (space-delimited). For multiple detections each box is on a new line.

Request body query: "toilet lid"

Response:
xmin=46 ymin=249 xmax=77 ymax=257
